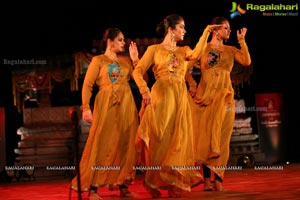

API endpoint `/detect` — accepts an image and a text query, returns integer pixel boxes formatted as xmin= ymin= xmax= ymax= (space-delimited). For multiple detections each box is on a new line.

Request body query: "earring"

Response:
xmin=171 ymin=32 xmax=174 ymax=42
xmin=216 ymin=32 xmax=220 ymax=41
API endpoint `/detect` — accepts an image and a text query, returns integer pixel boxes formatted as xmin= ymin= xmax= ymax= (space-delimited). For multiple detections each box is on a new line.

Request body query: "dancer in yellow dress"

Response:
xmin=71 ymin=28 xmax=139 ymax=200
xmin=190 ymin=16 xmax=251 ymax=191
xmin=132 ymin=14 xmax=221 ymax=198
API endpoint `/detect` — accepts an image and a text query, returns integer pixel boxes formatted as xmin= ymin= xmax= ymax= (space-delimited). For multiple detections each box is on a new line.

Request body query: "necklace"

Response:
xmin=209 ymin=43 xmax=223 ymax=51
xmin=105 ymin=54 xmax=118 ymax=62
xmin=162 ymin=44 xmax=177 ymax=52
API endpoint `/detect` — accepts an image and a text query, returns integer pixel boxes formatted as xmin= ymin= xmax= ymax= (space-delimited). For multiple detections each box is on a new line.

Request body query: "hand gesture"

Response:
xmin=129 ymin=41 xmax=139 ymax=62
xmin=237 ymin=27 xmax=247 ymax=38
xmin=206 ymin=24 xmax=224 ymax=33
xmin=82 ymin=109 xmax=93 ymax=123
xmin=142 ymin=93 xmax=151 ymax=106
xmin=188 ymin=85 xmax=197 ymax=98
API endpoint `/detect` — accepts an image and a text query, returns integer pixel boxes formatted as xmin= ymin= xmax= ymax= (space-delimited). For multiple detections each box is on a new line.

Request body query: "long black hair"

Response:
xmin=99 ymin=27 xmax=122 ymax=52
xmin=156 ymin=14 xmax=184 ymax=37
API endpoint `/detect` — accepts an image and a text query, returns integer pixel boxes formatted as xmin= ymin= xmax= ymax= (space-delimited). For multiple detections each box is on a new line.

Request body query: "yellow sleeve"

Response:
xmin=132 ymin=58 xmax=140 ymax=68
xmin=81 ymin=56 xmax=100 ymax=111
xmin=132 ymin=45 xmax=155 ymax=96
xmin=187 ymin=26 xmax=212 ymax=60
xmin=234 ymin=35 xmax=251 ymax=66
xmin=130 ymin=58 xmax=139 ymax=79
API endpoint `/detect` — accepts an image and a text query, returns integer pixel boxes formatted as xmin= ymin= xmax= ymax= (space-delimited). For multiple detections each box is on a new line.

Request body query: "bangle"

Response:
xmin=132 ymin=59 xmax=139 ymax=66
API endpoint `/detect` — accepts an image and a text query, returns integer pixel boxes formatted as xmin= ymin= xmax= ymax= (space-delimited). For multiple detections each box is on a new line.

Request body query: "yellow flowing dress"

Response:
xmin=190 ymin=33 xmax=251 ymax=180
xmin=132 ymin=44 xmax=203 ymax=192
xmin=71 ymin=54 xmax=139 ymax=191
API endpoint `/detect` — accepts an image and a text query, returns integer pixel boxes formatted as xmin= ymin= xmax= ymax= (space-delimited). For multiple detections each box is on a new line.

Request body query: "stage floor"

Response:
xmin=1 ymin=163 xmax=300 ymax=200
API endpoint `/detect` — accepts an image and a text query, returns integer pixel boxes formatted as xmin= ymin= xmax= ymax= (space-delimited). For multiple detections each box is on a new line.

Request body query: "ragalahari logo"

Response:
xmin=230 ymin=2 xmax=247 ymax=19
